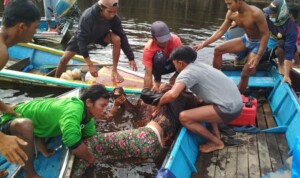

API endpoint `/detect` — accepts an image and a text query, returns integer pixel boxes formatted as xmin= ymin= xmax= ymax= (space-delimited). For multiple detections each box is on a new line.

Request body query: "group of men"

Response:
xmin=1 ymin=0 xmax=300 ymax=177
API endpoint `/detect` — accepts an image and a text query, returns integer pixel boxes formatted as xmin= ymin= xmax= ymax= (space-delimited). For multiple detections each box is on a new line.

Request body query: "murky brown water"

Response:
xmin=0 ymin=0 xmax=270 ymax=177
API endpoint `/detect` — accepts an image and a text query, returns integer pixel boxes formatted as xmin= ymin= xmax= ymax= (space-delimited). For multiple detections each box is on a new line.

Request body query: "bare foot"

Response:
xmin=199 ymin=141 xmax=224 ymax=153
xmin=35 ymin=138 xmax=55 ymax=157
xmin=0 ymin=170 xmax=8 ymax=178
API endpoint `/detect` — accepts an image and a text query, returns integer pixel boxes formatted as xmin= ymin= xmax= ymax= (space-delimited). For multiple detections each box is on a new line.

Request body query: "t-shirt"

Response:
xmin=142 ymin=34 xmax=182 ymax=67
xmin=297 ymin=26 xmax=300 ymax=46
xmin=176 ymin=60 xmax=243 ymax=114
xmin=1 ymin=97 xmax=96 ymax=148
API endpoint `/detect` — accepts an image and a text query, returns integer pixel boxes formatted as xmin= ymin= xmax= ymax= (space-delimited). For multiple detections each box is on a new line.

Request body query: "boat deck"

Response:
xmin=192 ymin=102 xmax=290 ymax=178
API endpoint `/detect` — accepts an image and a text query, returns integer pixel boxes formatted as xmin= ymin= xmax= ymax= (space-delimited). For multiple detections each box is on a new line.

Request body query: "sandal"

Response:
xmin=233 ymin=125 xmax=261 ymax=134
xmin=219 ymin=125 xmax=236 ymax=137
xmin=221 ymin=137 xmax=245 ymax=147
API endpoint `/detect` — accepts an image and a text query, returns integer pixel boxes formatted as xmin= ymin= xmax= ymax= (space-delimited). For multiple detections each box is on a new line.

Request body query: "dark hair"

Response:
xmin=80 ymin=84 xmax=110 ymax=104
xmin=170 ymin=46 xmax=197 ymax=64
xmin=3 ymin=0 xmax=41 ymax=27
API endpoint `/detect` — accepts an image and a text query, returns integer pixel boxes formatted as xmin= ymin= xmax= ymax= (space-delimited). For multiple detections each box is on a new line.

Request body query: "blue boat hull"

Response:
xmin=160 ymin=67 xmax=300 ymax=177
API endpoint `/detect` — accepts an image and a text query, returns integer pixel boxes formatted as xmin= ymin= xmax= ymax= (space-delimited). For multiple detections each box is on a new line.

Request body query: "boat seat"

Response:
xmin=6 ymin=57 xmax=31 ymax=72
xmin=228 ymin=76 xmax=276 ymax=87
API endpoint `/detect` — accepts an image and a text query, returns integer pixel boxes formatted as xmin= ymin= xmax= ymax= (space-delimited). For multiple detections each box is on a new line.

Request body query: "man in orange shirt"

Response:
xmin=143 ymin=21 xmax=182 ymax=92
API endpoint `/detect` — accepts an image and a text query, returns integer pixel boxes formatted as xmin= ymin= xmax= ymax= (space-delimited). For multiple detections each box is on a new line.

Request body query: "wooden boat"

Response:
xmin=0 ymin=43 xmax=144 ymax=94
xmin=0 ymin=88 xmax=81 ymax=178
xmin=0 ymin=17 xmax=71 ymax=44
xmin=55 ymin=0 xmax=77 ymax=17
xmin=159 ymin=65 xmax=300 ymax=177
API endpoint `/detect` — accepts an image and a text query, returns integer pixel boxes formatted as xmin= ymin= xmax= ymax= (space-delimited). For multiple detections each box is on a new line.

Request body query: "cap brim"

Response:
xmin=263 ymin=6 xmax=276 ymax=14
xmin=156 ymin=33 xmax=171 ymax=43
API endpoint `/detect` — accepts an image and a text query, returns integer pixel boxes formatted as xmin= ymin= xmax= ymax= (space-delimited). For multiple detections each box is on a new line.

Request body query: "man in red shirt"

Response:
xmin=143 ymin=21 xmax=182 ymax=91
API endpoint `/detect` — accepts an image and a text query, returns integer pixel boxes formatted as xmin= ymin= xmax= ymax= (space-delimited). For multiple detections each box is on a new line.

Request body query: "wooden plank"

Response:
xmin=215 ymin=147 xmax=227 ymax=178
xmin=225 ymin=147 xmax=237 ymax=178
xmin=263 ymin=103 xmax=289 ymax=162
xmin=192 ymin=152 xmax=215 ymax=178
xmin=256 ymin=105 xmax=272 ymax=176
xmin=237 ymin=134 xmax=248 ymax=178
xmin=248 ymin=134 xmax=260 ymax=178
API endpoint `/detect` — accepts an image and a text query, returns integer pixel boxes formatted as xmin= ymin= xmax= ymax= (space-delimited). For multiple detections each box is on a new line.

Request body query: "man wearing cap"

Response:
xmin=55 ymin=0 xmax=137 ymax=84
xmin=194 ymin=0 xmax=269 ymax=94
xmin=143 ymin=21 xmax=182 ymax=92
xmin=156 ymin=46 xmax=243 ymax=153
xmin=263 ymin=0 xmax=298 ymax=85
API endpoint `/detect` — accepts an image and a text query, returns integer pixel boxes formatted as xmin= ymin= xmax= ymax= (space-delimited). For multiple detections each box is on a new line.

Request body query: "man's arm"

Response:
xmin=158 ymin=82 xmax=186 ymax=106
xmin=0 ymin=43 xmax=9 ymax=70
xmin=71 ymin=142 xmax=95 ymax=164
xmin=194 ymin=11 xmax=233 ymax=51
xmin=144 ymin=66 xmax=153 ymax=89
xmin=248 ymin=11 xmax=269 ymax=68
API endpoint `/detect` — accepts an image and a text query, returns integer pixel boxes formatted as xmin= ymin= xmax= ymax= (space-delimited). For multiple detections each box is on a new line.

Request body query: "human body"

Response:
xmin=43 ymin=0 xmax=59 ymax=31
xmin=157 ymin=46 xmax=243 ymax=153
xmin=194 ymin=0 xmax=269 ymax=93
xmin=0 ymin=0 xmax=41 ymax=177
xmin=71 ymin=87 xmax=201 ymax=177
xmin=55 ymin=0 xmax=137 ymax=84
xmin=263 ymin=0 xmax=299 ymax=85
xmin=143 ymin=21 xmax=182 ymax=91
xmin=1 ymin=84 xmax=110 ymax=178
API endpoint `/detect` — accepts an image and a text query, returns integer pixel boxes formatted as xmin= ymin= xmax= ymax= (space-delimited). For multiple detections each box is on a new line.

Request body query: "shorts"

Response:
xmin=0 ymin=120 xmax=12 ymax=135
xmin=241 ymin=34 xmax=261 ymax=54
xmin=66 ymin=35 xmax=109 ymax=54
xmin=213 ymin=104 xmax=243 ymax=124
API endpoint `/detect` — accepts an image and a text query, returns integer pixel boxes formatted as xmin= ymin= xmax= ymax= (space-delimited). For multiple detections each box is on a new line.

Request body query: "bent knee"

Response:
xmin=214 ymin=45 xmax=227 ymax=55
xmin=179 ymin=112 xmax=190 ymax=125
xmin=11 ymin=118 xmax=34 ymax=132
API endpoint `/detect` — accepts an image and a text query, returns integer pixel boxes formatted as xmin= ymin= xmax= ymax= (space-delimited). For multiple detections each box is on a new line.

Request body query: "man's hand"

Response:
xmin=152 ymin=105 xmax=161 ymax=118
xmin=0 ymin=133 xmax=28 ymax=166
xmin=2 ymin=105 xmax=19 ymax=116
xmin=113 ymin=95 xmax=126 ymax=107
xmin=248 ymin=55 xmax=260 ymax=69
xmin=111 ymin=70 xmax=124 ymax=84
xmin=129 ymin=60 xmax=137 ymax=71
xmin=88 ymin=64 xmax=98 ymax=77
xmin=193 ymin=42 xmax=205 ymax=51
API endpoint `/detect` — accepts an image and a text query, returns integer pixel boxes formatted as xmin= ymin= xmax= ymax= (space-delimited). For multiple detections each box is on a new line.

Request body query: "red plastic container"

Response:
xmin=229 ymin=95 xmax=257 ymax=126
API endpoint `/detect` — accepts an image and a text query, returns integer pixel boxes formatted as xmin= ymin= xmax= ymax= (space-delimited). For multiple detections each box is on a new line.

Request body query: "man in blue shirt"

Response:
xmin=263 ymin=0 xmax=298 ymax=85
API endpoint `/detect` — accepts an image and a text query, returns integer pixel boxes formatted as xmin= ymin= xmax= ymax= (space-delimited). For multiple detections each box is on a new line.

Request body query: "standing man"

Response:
xmin=55 ymin=0 xmax=137 ymax=84
xmin=194 ymin=0 xmax=269 ymax=93
xmin=156 ymin=46 xmax=243 ymax=153
xmin=263 ymin=0 xmax=298 ymax=85
xmin=143 ymin=21 xmax=182 ymax=92
xmin=43 ymin=0 xmax=59 ymax=31
xmin=0 ymin=0 xmax=41 ymax=177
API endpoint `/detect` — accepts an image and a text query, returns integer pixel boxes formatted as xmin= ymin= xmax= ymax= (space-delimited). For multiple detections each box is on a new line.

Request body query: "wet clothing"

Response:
xmin=142 ymin=34 xmax=182 ymax=67
xmin=1 ymin=97 xmax=96 ymax=149
xmin=240 ymin=34 xmax=261 ymax=55
xmin=176 ymin=60 xmax=243 ymax=123
xmin=71 ymin=127 xmax=161 ymax=177
xmin=0 ymin=120 xmax=11 ymax=135
xmin=67 ymin=2 xmax=134 ymax=60
xmin=71 ymin=91 xmax=200 ymax=177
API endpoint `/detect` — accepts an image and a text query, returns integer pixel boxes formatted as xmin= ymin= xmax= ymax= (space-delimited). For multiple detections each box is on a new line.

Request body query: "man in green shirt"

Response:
xmin=1 ymin=84 xmax=110 ymax=178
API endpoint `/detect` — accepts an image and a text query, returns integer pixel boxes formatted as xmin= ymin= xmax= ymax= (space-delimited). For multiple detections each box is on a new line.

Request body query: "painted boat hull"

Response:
xmin=2 ymin=43 xmax=143 ymax=94
xmin=160 ymin=67 xmax=300 ymax=177
xmin=0 ymin=17 xmax=71 ymax=43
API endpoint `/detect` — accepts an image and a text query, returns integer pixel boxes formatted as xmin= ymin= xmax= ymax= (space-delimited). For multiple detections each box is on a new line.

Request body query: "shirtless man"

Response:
xmin=0 ymin=0 xmax=41 ymax=177
xmin=194 ymin=0 xmax=269 ymax=93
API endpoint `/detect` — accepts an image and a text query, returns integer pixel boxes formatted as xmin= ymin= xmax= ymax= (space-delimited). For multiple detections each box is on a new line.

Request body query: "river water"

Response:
xmin=0 ymin=0 xmax=268 ymax=177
